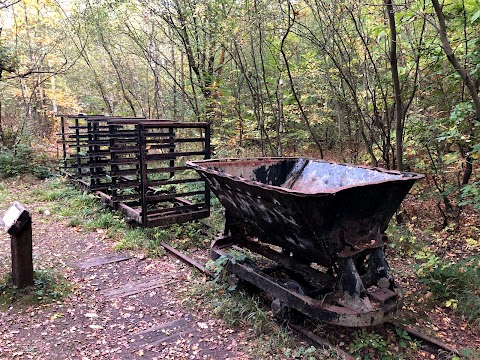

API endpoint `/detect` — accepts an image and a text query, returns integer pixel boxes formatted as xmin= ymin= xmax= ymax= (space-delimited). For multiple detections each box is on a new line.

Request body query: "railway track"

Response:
xmin=163 ymin=243 xmax=467 ymax=360
xmin=386 ymin=321 xmax=462 ymax=358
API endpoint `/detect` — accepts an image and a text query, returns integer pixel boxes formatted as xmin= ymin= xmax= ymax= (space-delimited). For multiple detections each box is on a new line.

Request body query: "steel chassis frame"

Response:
xmin=211 ymin=236 xmax=403 ymax=327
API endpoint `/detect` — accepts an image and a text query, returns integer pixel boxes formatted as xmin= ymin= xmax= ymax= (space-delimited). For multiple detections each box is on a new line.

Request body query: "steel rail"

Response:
xmin=160 ymin=242 xmax=467 ymax=360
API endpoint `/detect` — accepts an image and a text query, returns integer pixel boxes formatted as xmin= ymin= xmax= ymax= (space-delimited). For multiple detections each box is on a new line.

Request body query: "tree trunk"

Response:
xmin=432 ymin=0 xmax=480 ymax=123
xmin=0 ymin=99 xmax=4 ymax=144
xmin=180 ymin=52 xmax=185 ymax=121
xmin=282 ymin=2 xmax=324 ymax=158
xmin=172 ymin=36 xmax=177 ymax=120
xmin=385 ymin=0 xmax=404 ymax=171
xmin=432 ymin=0 xmax=477 ymax=186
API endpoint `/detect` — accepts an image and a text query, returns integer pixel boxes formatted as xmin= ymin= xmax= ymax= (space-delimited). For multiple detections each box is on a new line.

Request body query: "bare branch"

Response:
xmin=0 ymin=0 xmax=20 ymax=11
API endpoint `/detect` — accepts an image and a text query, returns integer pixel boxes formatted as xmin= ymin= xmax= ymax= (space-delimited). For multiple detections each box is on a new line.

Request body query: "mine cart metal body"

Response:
xmin=187 ymin=157 xmax=423 ymax=327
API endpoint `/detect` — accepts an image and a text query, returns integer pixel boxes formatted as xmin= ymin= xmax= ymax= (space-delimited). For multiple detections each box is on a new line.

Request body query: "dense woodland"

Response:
xmin=0 ymin=0 xmax=479 ymax=226
xmin=1 ymin=2 xmax=480 ymax=356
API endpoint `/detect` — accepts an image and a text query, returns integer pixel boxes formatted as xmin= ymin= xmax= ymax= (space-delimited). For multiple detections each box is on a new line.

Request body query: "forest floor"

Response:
xmin=0 ymin=176 xmax=479 ymax=359
xmin=388 ymin=195 xmax=480 ymax=354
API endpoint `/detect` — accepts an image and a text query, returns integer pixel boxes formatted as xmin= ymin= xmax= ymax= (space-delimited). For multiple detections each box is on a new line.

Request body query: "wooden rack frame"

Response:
xmin=58 ymin=115 xmax=210 ymax=227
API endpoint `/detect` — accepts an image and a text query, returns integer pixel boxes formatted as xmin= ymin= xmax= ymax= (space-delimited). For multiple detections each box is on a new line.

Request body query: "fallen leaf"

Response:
xmin=88 ymin=324 xmax=104 ymax=330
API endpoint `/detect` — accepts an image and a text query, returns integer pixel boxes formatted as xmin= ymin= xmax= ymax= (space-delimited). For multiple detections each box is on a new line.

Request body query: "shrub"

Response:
xmin=415 ymin=253 xmax=480 ymax=324
xmin=0 ymin=143 xmax=54 ymax=179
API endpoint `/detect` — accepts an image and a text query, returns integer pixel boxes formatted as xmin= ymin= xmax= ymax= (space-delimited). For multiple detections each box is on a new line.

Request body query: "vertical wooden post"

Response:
xmin=74 ymin=117 xmax=82 ymax=178
xmin=60 ymin=116 xmax=68 ymax=170
xmin=138 ymin=124 xmax=148 ymax=226
xmin=204 ymin=124 xmax=211 ymax=212
xmin=1 ymin=202 xmax=34 ymax=288
xmin=168 ymin=125 xmax=175 ymax=179
xmin=11 ymin=217 xmax=33 ymax=288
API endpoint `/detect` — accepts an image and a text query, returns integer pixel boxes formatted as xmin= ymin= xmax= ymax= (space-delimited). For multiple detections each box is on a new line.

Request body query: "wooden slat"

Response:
xmin=147 ymin=178 xmax=201 ymax=187
xmin=86 ymin=150 xmax=110 ymax=156
xmin=109 ymin=169 xmax=139 ymax=176
xmin=111 ymin=180 xmax=140 ymax=189
xmin=175 ymin=137 xmax=206 ymax=143
xmin=101 ymin=275 xmax=178 ymax=298
xmin=110 ymin=158 xmax=139 ymax=165
xmin=141 ymin=121 xmax=209 ymax=128
xmin=109 ymin=130 xmax=137 ymax=135
xmin=146 ymin=190 xmax=204 ymax=202
xmin=147 ymin=144 xmax=176 ymax=150
xmin=147 ymin=166 xmax=189 ymax=174
xmin=112 ymin=193 xmax=141 ymax=202
xmin=69 ymin=155 xmax=110 ymax=160
xmin=145 ymin=151 xmax=205 ymax=161
xmin=146 ymin=203 xmax=204 ymax=216
xmin=66 ymin=125 xmax=110 ymax=130
xmin=107 ymin=118 xmax=169 ymax=125
xmin=143 ymin=209 xmax=210 ymax=227
xmin=143 ymin=132 xmax=175 ymax=138
xmin=109 ymin=138 xmax=137 ymax=143
xmin=115 ymin=202 xmax=141 ymax=222
xmin=75 ymin=254 xmax=132 ymax=269
xmin=109 ymin=147 xmax=140 ymax=154
xmin=63 ymin=163 xmax=109 ymax=169
xmin=67 ymin=134 xmax=90 ymax=139
xmin=88 ymin=174 xmax=110 ymax=179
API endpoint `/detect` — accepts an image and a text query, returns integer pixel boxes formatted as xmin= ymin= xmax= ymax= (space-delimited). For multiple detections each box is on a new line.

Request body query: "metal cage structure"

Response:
xmin=58 ymin=115 xmax=210 ymax=227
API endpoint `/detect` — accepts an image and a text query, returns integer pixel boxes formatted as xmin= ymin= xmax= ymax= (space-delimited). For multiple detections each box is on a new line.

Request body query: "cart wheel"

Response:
xmin=227 ymin=274 xmax=240 ymax=287
xmin=271 ymin=298 xmax=288 ymax=319
xmin=271 ymin=280 xmax=305 ymax=320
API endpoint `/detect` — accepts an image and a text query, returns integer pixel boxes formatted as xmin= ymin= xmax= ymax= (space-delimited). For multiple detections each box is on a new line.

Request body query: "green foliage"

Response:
xmin=205 ymin=252 xmax=247 ymax=284
xmin=394 ymin=328 xmax=413 ymax=349
xmin=348 ymin=328 xmax=418 ymax=360
xmin=405 ymin=104 xmax=479 ymax=227
xmin=436 ymin=102 xmax=474 ymax=147
xmin=283 ymin=345 xmax=318 ymax=360
xmin=212 ymin=285 xmax=274 ymax=335
xmin=205 ymin=255 xmax=229 ymax=281
xmin=33 ymin=181 xmax=79 ymax=201
xmin=0 ymin=144 xmax=54 ymax=179
xmin=387 ymin=223 xmax=420 ymax=256
xmin=184 ymin=281 xmax=277 ymax=338
xmin=349 ymin=330 xmax=389 ymax=360
xmin=199 ymin=194 xmax=225 ymax=233
xmin=415 ymin=252 xmax=480 ymax=324
xmin=458 ymin=347 xmax=480 ymax=360
xmin=84 ymin=211 xmax=124 ymax=231
xmin=460 ymin=180 xmax=480 ymax=210
xmin=114 ymin=227 xmax=167 ymax=258
xmin=0 ymin=269 xmax=70 ymax=308
xmin=0 ymin=40 xmax=18 ymax=76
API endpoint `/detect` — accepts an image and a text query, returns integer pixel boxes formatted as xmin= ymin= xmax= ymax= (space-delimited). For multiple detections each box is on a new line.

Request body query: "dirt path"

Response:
xmin=0 ymin=192 xmax=251 ymax=359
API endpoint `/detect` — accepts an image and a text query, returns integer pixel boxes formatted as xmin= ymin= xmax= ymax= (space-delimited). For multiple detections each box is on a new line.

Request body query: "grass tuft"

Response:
xmin=0 ymin=269 xmax=71 ymax=308
xmin=183 ymin=280 xmax=341 ymax=359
